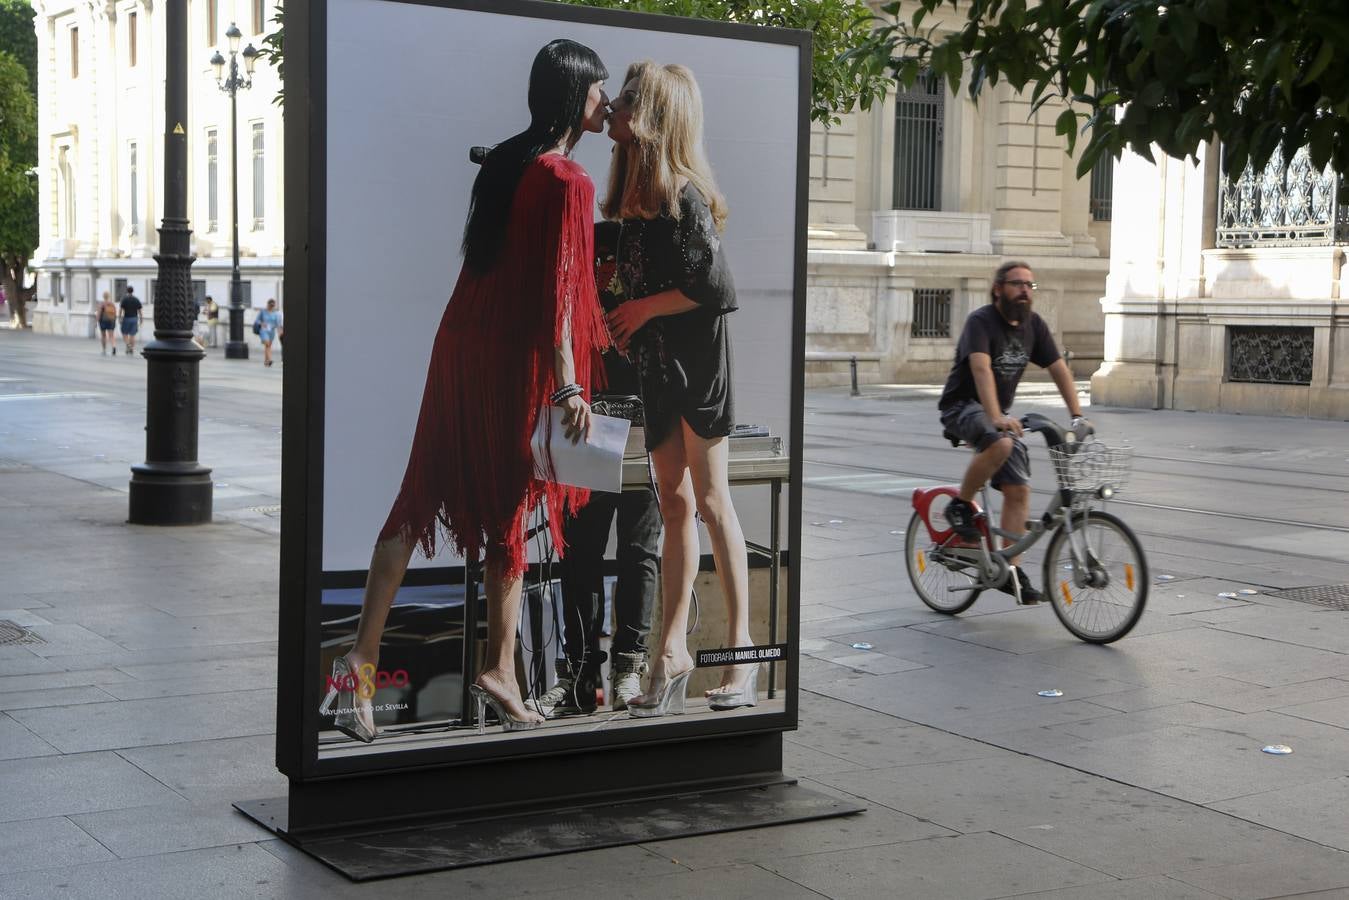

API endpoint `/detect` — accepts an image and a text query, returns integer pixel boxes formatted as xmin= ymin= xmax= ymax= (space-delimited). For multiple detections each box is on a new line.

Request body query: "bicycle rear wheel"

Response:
xmin=1041 ymin=510 xmax=1148 ymax=643
xmin=904 ymin=509 xmax=981 ymax=614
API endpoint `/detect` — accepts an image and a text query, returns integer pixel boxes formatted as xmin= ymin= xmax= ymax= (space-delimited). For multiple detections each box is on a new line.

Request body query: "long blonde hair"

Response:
xmin=602 ymin=62 xmax=727 ymax=231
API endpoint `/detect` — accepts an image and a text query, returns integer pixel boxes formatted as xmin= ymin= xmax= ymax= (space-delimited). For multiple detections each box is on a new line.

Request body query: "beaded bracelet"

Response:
xmin=550 ymin=383 xmax=582 ymax=405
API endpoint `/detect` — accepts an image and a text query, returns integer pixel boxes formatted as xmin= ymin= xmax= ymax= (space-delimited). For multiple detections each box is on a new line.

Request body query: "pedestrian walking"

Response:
xmin=97 ymin=292 xmax=119 ymax=355
xmin=204 ymin=296 xmax=220 ymax=347
xmin=118 ymin=286 xmax=143 ymax=357
xmin=255 ymin=299 xmax=283 ymax=367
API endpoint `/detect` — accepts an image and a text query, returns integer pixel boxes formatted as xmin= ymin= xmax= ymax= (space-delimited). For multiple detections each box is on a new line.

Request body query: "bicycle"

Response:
xmin=904 ymin=413 xmax=1148 ymax=643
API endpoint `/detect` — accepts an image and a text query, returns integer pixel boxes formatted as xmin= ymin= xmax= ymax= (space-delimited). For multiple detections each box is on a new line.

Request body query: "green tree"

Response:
xmin=553 ymin=0 xmax=889 ymax=124
xmin=0 ymin=50 xmax=37 ymax=328
xmin=253 ymin=2 xmax=283 ymax=108
xmin=847 ymin=0 xmax=1349 ymax=178
xmin=0 ymin=0 xmax=37 ymax=100
xmin=258 ymin=0 xmax=892 ymax=124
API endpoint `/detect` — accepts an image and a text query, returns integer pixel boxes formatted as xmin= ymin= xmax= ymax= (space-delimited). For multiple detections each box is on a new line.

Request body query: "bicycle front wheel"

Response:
xmin=904 ymin=509 xmax=981 ymax=615
xmin=1042 ymin=510 xmax=1148 ymax=643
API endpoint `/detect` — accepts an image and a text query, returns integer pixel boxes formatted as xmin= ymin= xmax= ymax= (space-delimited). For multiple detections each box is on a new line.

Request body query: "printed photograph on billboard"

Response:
xmin=291 ymin=0 xmax=806 ymax=767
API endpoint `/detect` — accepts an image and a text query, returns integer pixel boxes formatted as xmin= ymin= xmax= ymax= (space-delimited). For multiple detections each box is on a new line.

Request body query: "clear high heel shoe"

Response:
xmin=469 ymin=683 xmax=544 ymax=735
xmin=707 ymin=662 xmax=759 ymax=711
xmin=626 ymin=668 xmax=693 ymax=718
xmin=320 ymin=655 xmax=377 ymax=743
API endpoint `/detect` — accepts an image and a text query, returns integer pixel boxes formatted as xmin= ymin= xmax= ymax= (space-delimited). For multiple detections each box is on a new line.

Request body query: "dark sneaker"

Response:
xmin=999 ymin=567 xmax=1044 ymax=604
xmin=943 ymin=497 xmax=981 ymax=540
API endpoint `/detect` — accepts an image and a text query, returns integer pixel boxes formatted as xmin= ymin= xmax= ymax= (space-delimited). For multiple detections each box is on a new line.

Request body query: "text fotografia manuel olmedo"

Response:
xmin=695 ymin=644 xmax=788 ymax=666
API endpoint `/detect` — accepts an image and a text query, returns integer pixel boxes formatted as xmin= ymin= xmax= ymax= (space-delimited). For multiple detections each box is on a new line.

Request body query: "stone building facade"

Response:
xmin=26 ymin=0 xmax=283 ymax=341
xmin=1091 ymin=143 xmax=1349 ymax=420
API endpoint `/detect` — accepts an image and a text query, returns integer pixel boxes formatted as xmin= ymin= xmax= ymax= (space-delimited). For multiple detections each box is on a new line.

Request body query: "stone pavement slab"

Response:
xmin=535 ymin=863 xmax=826 ymax=900
xmin=0 ymin=712 xmax=60 ymax=760
xmin=8 ymin=688 xmax=276 ymax=753
xmin=0 ymin=844 xmax=307 ymax=900
xmin=1011 ymin=875 xmax=1229 ymax=899
xmin=1166 ymin=842 xmax=1349 ymax=900
xmin=70 ymin=801 xmax=291 ymax=859
xmin=0 ymin=751 xmax=183 ymax=822
xmin=762 ymin=831 xmax=1115 ymax=899
xmin=0 ymin=815 xmax=115 ymax=876
xmin=1208 ymin=775 xmax=1349 ymax=852
xmin=114 ymin=734 xmax=291 ymax=806
xmin=633 ymin=799 xmax=953 ymax=870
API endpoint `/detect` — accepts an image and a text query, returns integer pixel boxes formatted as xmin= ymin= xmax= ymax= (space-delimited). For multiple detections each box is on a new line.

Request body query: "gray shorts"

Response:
xmin=939 ymin=400 xmax=1031 ymax=488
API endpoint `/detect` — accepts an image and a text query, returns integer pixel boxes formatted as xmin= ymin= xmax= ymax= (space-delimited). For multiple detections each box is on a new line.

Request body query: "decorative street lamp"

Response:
xmin=210 ymin=24 xmax=258 ymax=360
xmin=129 ymin=0 xmax=211 ymax=524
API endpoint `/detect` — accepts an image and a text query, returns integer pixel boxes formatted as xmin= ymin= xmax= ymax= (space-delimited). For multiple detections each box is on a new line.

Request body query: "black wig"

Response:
xmin=460 ymin=39 xmax=608 ymax=273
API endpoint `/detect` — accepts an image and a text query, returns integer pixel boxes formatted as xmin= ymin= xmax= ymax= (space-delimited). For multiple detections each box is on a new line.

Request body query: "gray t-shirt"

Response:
xmin=939 ymin=304 xmax=1059 ymax=412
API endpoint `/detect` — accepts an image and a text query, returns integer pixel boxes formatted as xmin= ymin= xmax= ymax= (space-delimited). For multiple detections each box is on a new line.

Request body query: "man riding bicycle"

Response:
xmin=938 ymin=261 xmax=1087 ymax=604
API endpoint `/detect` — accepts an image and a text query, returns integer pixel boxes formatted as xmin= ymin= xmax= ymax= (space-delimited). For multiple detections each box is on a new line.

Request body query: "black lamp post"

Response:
xmin=210 ymin=25 xmax=258 ymax=360
xmin=128 ymin=0 xmax=212 ymax=524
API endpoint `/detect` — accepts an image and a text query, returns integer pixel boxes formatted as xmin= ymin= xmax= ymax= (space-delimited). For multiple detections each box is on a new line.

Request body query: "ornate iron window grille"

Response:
xmin=1227 ymin=326 xmax=1313 ymax=385
xmin=912 ymin=288 xmax=952 ymax=338
xmin=1217 ymin=145 xmax=1349 ymax=247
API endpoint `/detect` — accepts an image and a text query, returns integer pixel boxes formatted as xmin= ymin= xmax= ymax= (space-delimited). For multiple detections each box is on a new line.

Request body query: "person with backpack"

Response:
xmin=97 ymin=292 xmax=119 ymax=355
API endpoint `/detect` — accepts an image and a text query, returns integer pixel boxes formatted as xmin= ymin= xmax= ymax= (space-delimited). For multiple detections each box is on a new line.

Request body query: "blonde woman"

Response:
xmin=603 ymin=62 xmax=756 ymax=717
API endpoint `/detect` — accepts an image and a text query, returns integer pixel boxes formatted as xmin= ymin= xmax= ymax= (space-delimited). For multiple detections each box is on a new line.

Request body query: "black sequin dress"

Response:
xmin=613 ymin=184 xmax=737 ymax=451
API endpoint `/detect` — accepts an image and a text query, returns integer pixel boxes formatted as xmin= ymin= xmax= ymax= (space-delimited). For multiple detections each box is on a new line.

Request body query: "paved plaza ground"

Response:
xmin=1 ymin=329 xmax=1348 ymax=898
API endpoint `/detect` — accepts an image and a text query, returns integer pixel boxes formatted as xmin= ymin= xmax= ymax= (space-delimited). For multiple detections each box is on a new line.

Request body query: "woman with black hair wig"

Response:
xmin=322 ymin=39 xmax=611 ymax=743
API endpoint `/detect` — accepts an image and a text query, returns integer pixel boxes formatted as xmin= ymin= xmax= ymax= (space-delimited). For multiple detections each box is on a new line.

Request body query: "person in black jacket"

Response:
xmin=538 ymin=222 xmax=661 ymax=717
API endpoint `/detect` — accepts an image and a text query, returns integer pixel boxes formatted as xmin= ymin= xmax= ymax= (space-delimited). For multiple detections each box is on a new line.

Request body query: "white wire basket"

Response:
xmin=1047 ymin=441 xmax=1132 ymax=507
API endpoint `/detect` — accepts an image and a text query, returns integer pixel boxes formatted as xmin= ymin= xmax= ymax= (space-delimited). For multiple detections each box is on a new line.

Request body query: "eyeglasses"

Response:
xmin=1003 ymin=279 xmax=1037 ymax=290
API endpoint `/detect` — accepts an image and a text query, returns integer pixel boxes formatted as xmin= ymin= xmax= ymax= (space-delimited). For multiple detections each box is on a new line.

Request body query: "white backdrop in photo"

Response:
xmin=323 ymin=0 xmax=799 ymax=571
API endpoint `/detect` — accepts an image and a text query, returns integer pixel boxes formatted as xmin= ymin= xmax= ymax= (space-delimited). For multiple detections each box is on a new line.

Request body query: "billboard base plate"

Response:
xmin=234 ymin=779 xmax=861 ymax=882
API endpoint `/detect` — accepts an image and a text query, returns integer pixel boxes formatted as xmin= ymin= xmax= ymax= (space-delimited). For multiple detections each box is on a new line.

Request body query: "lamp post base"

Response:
xmin=129 ymin=465 xmax=214 ymax=525
xmin=225 ymin=340 xmax=249 ymax=360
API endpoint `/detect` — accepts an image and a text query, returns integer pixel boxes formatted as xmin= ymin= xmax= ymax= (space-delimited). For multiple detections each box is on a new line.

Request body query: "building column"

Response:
xmin=989 ymin=86 xmax=1071 ymax=256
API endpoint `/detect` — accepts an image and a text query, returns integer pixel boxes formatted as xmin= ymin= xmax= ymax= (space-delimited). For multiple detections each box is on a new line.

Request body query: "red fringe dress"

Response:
xmin=378 ymin=154 xmax=608 ymax=578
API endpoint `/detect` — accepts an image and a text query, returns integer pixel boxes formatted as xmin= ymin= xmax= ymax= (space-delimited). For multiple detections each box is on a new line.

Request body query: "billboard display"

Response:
xmin=280 ymin=0 xmax=807 ymax=776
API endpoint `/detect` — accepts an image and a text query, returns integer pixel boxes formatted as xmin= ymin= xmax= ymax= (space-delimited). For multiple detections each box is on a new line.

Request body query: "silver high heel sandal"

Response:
xmin=469 ymin=683 xmax=544 ymax=735
xmin=707 ymin=662 xmax=760 ymax=711
xmin=320 ymin=655 xmax=377 ymax=743
xmin=626 ymin=668 xmax=693 ymax=718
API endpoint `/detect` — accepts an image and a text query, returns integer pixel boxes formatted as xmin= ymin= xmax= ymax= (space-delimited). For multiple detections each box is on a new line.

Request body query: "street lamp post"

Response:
xmin=211 ymin=25 xmax=258 ymax=360
xmin=128 ymin=0 xmax=211 ymax=524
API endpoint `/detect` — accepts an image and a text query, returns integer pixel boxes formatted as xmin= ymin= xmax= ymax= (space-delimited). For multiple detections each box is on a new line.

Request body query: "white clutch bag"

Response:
xmin=530 ymin=405 xmax=631 ymax=493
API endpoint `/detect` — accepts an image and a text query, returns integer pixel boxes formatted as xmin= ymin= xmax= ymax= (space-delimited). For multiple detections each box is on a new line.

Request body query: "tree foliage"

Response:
xmin=553 ymin=0 xmax=889 ymax=124
xmin=0 ymin=0 xmax=36 ymax=102
xmin=847 ymin=0 xmax=1349 ymax=178
xmin=0 ymin=48 xmax=37 ymax=325
xmin=253 ymin=2 xmax=284 ymax=108
xmin=257 ymin=0 xmax=891 ymax=125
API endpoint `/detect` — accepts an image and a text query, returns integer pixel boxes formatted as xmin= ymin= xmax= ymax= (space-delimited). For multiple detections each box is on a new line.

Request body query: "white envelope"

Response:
xmin=530 ymin=406 xmax=631 ymax=493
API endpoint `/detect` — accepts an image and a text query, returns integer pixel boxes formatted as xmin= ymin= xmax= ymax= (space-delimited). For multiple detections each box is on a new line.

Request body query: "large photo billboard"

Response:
xmin=281 ymin=0 xmax=807 ymax=774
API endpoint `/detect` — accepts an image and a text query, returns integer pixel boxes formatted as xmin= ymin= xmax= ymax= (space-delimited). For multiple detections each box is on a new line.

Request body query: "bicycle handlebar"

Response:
xmin=1020 ymin=412 xmax=1094 ymax=448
